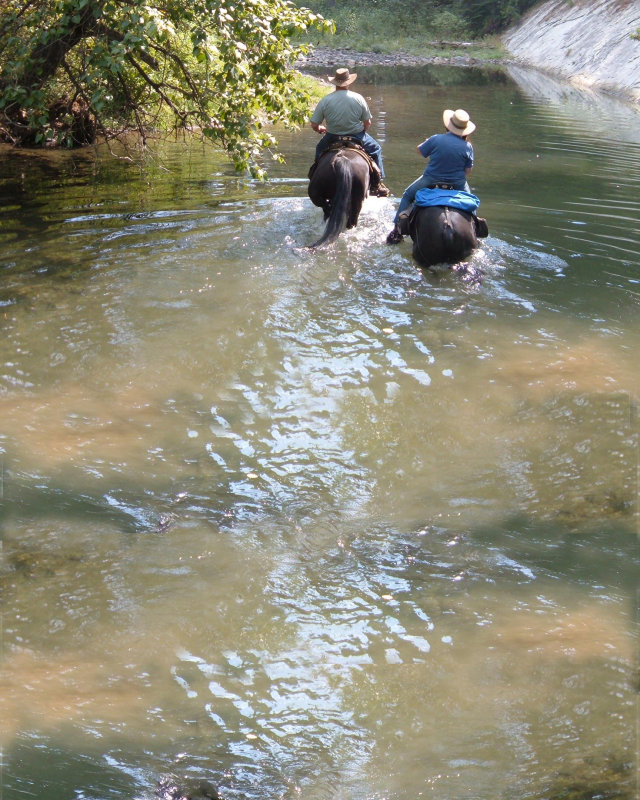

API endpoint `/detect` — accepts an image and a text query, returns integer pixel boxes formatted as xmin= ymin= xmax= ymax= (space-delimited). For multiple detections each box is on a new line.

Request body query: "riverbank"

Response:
xmin=296 ymin=0 xmax=640 ymax=105
xmin=295 ymin=45 xmax=502 ymax=71
xmin=296 ymin=43 xmax=639 ymax=108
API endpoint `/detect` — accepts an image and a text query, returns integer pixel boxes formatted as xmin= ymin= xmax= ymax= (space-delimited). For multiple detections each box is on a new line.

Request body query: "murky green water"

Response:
xmin=1 ymin=65 xmax=638 ymax=800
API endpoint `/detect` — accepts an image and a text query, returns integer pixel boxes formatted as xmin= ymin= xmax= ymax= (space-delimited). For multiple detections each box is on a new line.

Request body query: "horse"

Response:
xmin=407 ymin=205 xmax=484 ymax=269
xmin=307 ymin=146 xmax=371 ymax=248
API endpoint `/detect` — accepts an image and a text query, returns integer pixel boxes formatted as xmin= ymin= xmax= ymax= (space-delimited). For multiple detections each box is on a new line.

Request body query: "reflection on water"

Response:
xmin=1 ymin=66 xmax=638 ymax=800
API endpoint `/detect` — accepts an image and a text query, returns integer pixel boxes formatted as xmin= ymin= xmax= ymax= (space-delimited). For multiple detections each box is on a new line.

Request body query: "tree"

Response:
xmin=455 ymin=0 xmax=539 ymax=35
xmin=0 ymin=0 xmax=333 ymax=175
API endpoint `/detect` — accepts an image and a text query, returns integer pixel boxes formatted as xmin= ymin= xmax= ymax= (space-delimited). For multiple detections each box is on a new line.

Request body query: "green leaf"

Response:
xmin=0 ymin=0 xmax=331 ymax=174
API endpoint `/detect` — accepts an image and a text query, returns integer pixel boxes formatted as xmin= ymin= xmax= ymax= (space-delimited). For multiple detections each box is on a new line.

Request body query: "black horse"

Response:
xmin=407 ymin=205 xmax=481 ymax=269
xmin=307 ymin=146 xmax=371 ymax=248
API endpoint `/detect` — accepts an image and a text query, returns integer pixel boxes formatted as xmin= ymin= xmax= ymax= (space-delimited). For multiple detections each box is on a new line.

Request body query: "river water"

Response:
xmin=1 ymin=65 xmax=638 ymax=800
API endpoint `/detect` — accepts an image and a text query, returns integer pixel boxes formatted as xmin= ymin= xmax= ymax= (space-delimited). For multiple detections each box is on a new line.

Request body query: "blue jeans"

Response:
xmin=315 ymin=130 xmax=385 ymax=179
xmin=394 ymin=175 xmax=470 ymax=224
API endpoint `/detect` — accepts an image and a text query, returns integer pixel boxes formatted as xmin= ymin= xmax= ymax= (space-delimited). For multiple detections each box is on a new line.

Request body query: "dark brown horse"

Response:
xmin=408 ymin=205 xmax=481 ymax=268
xmin=307 ymin=147 xmax=370 ymax=248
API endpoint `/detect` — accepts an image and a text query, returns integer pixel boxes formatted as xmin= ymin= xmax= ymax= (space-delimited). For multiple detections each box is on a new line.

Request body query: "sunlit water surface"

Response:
xmin=1 ymin=65 xmax=638 ymax=800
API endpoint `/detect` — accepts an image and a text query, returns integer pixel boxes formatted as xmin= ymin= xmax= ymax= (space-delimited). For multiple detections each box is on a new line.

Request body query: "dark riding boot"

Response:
xmin=386 ymin=227 xmax=403 ymax=244
xmin=368 ymin=161 xmax=390 ymax=197
xmin=387 ymin=203 xmax=414 ymax=243
xmin=370 ymin=175 xmax=390 ymax=197
xmin=397 ymin=208 xmax=412 ymax=236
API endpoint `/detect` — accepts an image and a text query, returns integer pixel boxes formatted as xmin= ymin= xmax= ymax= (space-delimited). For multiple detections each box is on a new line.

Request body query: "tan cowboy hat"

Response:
xmin=328 ymin=67 xmax=357 ymax=86
xmin=443 ymin=108 xmax=476 ymax=136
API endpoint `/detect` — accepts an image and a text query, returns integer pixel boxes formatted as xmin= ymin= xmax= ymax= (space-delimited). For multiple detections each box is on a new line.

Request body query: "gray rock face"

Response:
xmin=502 ymin=0 xmax=640 ymax=102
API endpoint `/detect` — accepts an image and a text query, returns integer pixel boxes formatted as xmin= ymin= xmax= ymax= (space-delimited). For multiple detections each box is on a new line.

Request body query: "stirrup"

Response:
xmin=375 ymin=182 xmax=390 ymax=198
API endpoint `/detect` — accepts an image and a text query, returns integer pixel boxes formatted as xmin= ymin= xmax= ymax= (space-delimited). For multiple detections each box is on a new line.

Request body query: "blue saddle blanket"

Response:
xmin=415 ymin=188 xmax=480 ymax=212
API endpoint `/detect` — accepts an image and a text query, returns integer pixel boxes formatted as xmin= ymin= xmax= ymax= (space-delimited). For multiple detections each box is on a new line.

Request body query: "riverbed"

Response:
xmin=1 ymin=64 xmax=638 ymax=800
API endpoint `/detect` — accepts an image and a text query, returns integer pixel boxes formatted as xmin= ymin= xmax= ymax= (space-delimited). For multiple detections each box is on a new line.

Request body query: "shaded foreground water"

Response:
xmin=1 ymin=65 xmax=638 ymax=800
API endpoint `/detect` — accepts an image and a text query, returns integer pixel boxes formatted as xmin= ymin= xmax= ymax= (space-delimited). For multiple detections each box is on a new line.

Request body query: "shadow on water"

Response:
xmin=302 ymin=63 xmax=510 ymax=88
xmin=1 ymin=480 xmax=175 ymax=533
xmin=3 ymin=726 xmax=635 ymax=800
xmin=2 ymin=736 xmax=142 ymax=799
xmin=1 ymin=504 xmax=636 ymax=800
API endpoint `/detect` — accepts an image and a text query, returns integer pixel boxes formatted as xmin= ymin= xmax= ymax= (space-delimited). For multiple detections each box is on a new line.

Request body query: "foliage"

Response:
xmin=295 ymin=0 xmax=540 ymax=46
xmin=295 ymin=0 xmax=469 ymax=50
xmin=455 ymin=0 xmax=539 ymax=35
xmin=0 ymin=0 xmax=333 ymax=175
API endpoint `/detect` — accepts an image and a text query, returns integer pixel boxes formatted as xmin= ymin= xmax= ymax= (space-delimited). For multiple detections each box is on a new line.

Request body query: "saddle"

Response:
xmin=308 ymin=137 xmax=387 ymax=196
xmin=397 ymin=203 xmax=489 ymax=238
xmin=399 ymin=184 xmax=489 ymax=238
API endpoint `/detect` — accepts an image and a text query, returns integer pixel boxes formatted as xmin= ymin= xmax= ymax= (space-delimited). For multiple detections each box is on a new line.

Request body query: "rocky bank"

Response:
xmin=503 ymin=0 xmax=640 ymax=103
xmin=296 ymin=46 xmax=498 ymax=71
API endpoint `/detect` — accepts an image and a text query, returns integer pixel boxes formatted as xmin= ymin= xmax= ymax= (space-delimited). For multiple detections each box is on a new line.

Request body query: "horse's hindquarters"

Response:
xmin=410 ymin=206 xmax=478 ymax=268
xmin=307 ymin=149 xmax=371 ymax=248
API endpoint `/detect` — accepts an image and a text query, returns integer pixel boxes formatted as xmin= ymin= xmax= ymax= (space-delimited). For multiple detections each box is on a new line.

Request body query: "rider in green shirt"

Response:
xmin=311 ymin=68 xmax=389 ymax=197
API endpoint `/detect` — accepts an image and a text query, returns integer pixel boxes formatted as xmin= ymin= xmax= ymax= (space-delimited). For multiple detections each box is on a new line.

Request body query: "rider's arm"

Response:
xmin=363 ymin=119 xmax=371 ymax=132
xmin=311 ymin=121 xmax=327 ymax=134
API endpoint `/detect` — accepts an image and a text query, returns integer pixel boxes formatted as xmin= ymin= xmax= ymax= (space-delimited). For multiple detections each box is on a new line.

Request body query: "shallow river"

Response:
xmin=1 ymin=65 xmax=638 ymax=800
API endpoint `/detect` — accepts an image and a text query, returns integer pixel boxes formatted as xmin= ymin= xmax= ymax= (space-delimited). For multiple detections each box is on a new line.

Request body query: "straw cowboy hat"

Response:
xmin=443 ymin=108 xmax=476 ymax=136
xmin=328 ymin=67 xmax=357 ymax=86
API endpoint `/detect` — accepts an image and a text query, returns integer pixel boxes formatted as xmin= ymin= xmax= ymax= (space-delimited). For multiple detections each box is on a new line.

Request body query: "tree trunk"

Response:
xmin=18 ymin=3 xmax=100 ymax=91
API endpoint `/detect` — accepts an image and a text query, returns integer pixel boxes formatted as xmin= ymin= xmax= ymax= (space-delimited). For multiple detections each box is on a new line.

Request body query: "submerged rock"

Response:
xmin=5 ymin=547 xmax=83 ymax=579
xmin=546 ymin=753 xmax=635 ymax=800
xmin=554 ymin=489 xmax=634 ymax=528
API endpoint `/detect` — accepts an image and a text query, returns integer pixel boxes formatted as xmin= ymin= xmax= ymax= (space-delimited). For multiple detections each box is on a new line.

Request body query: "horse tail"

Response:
xmin=413 ymin=206 xmax=474 ymax=267
xmin=442 ymin=209 xmax=457 ymax=251
xmin=308 ymin=155 xmax=353 ymax=249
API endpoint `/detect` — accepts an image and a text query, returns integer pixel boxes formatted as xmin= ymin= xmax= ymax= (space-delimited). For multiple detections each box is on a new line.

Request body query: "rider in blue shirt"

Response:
xmin=387 ymin=109 xmax=475 ymax=244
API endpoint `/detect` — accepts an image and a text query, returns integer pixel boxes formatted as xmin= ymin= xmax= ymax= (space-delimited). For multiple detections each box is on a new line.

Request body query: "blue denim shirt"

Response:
xmin=419 ymin=132 xmax=474 ymax=190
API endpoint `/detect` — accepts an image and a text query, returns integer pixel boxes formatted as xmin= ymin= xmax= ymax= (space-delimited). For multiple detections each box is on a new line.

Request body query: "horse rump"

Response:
xmin=307 ymin=149 xmax=369 ymax=249
xmin=410 ymin=205 xmax=478 ymax=268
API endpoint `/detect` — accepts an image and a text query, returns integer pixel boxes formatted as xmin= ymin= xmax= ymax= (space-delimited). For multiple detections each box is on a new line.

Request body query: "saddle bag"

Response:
xmin=475 ymin=217 xmax=489 ymax=238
